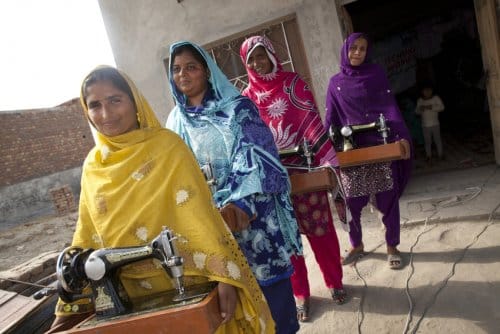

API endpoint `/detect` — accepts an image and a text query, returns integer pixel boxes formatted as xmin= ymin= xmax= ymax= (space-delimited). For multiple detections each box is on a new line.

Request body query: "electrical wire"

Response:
xmin=351 ymin=167 xmax=499 ymax=334
xmin=402 ymin=168 xmax=499 ymax=334
xmin=350 ymin=240 xmax=385 ymax=333
xmin=1 ymin=277 xmax=52 ymax=289
xmin=353 ymin=262 xmax=368 ymax=333
xmin=408 ymin=217 xmax=497 ymax=334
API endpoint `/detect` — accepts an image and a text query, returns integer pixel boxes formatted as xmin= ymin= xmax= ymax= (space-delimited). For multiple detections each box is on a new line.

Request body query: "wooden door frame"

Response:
xmin=474 ymin=0 xmax=500 ymax=164
xmin=338 ymin=0 xmax=500 ymax=165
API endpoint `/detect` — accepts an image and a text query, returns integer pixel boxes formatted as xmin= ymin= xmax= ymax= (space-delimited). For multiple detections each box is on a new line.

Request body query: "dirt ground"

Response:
xmin=1 ymin=210 xmax=499 ymax=333
xmin=298 ymin=217 xmax=500 ymax=334
xmin=0 ymin=213 xmax=76 ymax=272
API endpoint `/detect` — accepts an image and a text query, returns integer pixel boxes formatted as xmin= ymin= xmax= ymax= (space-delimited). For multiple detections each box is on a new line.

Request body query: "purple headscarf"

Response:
xmin=325 ymin=32 xmax=413 ymax=194
xmin=339 ymin=32 xmax=374 ymax=75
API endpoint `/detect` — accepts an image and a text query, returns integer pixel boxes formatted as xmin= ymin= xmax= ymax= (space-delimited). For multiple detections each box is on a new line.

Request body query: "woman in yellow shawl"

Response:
xmin=50 ymin=65 xmax=274 ymax=333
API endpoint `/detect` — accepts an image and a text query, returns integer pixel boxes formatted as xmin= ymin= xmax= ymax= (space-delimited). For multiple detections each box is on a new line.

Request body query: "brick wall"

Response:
xmin=0 ymin=99 xmax=94 ymax=187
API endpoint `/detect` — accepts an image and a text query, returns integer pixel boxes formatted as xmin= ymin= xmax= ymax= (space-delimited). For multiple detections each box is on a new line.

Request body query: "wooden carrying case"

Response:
xmin=65 ymin=288 xmax=222 ymax=334
xmin=336 ymin=140 xmax=409 ymax=168
xmin=289 ymin=168 xmax=337 ymax=195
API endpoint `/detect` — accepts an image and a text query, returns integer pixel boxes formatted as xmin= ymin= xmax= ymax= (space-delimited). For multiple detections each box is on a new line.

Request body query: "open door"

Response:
xmin=475 ymin=0 xmax=500 ymax=164
xmin=335 ymin=0 xmax=354 ymax=37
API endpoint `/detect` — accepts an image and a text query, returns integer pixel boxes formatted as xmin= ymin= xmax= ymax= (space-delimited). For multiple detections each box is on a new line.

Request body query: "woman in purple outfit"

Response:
xmin=324 ymin=32 xmax=413 ymax=269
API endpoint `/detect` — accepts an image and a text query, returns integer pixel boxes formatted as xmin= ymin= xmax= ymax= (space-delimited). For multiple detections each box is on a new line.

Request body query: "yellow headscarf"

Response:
xmin=57 ymin=66 xmax=274 ymax=333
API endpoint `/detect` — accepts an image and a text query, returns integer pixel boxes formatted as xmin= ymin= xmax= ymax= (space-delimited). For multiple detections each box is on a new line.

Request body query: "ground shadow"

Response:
xmin=360 ymin=245 xmax=500 ymax=264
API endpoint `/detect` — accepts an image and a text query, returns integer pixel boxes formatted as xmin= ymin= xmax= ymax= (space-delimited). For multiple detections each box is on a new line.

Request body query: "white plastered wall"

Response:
xmin=98 ymin=0 xmax=345 ymax=124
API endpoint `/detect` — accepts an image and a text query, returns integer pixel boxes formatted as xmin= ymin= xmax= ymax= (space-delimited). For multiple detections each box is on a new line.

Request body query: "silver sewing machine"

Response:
xmin=200 ymin=162 xmax=218 ymax=194
xmin=56 ymin=227 xmax=206 ymax=320
xmin=277 ymin=138 xmax=350 ymax=232
xmin=329 ymin=113 xmax=390 ymax=151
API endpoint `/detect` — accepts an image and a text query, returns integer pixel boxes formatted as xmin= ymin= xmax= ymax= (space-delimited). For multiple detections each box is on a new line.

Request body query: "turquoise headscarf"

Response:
xmin=167 ymin=41 xmax=240 ymax=112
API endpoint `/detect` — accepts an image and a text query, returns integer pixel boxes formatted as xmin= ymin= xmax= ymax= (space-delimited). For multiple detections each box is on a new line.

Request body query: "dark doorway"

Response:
xmin=344 ymin=0 xmax=494 ymax=174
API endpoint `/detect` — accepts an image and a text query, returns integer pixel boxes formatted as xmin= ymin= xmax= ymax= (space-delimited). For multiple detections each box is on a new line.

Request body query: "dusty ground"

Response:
xmin=1 ymin=212 xmax=498 ymax=334
xmin=1 ymin=166 xmax=500 ymax=334
xmin=298 ymin=217 xmax=500 ymax=334
xmin=0 ymin=213 xmax=76 ymax=272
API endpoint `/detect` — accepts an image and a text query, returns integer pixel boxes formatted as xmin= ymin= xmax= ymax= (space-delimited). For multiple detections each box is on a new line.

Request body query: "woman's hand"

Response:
xmin=219 ymin=203 xmax=254 ymax=232
xmin=217 ymin=282 xmax=237 ymax=323
xmin=399 ymin=139 xmax=411 ymax=160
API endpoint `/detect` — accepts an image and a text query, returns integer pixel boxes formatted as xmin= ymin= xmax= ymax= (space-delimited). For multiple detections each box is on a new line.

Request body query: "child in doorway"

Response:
xmin=415 ymin=83 xmax=445 ymax=162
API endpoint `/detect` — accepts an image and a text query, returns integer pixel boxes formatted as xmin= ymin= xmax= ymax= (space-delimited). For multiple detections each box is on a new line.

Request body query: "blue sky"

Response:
xmin=0 ymin=0 xmax=115 ymax=111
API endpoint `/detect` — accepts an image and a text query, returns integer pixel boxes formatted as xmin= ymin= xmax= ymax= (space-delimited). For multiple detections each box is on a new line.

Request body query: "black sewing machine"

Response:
xmin=279 ymin=139 xmax=315 ymax=169
xmin=56 ymin=227 xmax=210 ymax=320
xmin=329 ymin=113 xmax=390 ymax=152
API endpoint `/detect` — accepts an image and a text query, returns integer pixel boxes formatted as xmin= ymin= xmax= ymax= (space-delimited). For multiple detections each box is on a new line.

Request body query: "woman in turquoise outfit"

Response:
xmin=166 ymin=41 xmax=302 ymax=334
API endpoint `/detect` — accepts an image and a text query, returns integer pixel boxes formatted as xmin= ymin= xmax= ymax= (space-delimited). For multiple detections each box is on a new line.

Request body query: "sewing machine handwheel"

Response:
xmin=56 ymin=246 xmax=89 ymax=294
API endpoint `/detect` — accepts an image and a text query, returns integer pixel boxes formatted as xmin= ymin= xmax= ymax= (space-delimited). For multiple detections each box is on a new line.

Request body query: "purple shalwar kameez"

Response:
xmin=325 ymin=33 xmax=413 ymax=248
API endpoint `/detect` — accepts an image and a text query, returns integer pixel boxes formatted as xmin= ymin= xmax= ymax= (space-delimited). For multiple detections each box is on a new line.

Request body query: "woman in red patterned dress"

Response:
xmin=240 ymin=36 xmax=347 ymax=322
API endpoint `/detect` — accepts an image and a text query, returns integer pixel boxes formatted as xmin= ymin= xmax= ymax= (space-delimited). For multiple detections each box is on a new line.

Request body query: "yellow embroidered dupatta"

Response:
xmin=56 ymin=66 xmax=274 ymax=333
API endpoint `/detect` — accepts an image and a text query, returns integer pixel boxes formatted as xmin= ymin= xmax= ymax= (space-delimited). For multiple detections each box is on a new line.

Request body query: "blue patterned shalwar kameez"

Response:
xmin=166 ymin=41 xmax=302 ymax=334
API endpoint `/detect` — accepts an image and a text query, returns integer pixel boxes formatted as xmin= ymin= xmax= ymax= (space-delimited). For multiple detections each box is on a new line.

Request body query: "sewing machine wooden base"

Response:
xmin=337 ymin=140 xmax=409 ymax=168
xmin=289 ymin=168 xmax=337 ymax=195
xmin=63 ymin=284 xmax=221 ymax=334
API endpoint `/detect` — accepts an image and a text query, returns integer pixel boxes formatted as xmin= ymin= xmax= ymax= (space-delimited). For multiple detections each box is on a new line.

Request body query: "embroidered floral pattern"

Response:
xmin=193 ymin=252 xmax=207 ymax=270
xmin=269 ymin=120 xmax=297 ymax=149
xmin=206 ymin=254 xmax=226 ymax=276
xmin=260 ymin=71 xmax=277 ymax=81
xmin=131 ymin=171 xmax=143 ymax=180
xmin=132 ymin=160 xmax=155 ymax=181
xmin=266 ymin=97 xmax=288 ymax=119
xmin=255 ymin=90 xmax=271 ymax=104
xmin=92 ymin=233 xmax=103 ymax=247
xmin=226 ymin=261 xmax=241 ymax=280
xmin=135 ymin=226 xmax=148 ymax=242
xmin=96 ymin=195 xmax=107 ymax=215
xmin=175 ymin=189 xmax=190 ymax=205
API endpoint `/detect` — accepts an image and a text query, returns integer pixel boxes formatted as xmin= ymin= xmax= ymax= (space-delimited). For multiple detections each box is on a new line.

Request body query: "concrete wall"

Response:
xmin=98 ymin=0 xmax=345 ymax=124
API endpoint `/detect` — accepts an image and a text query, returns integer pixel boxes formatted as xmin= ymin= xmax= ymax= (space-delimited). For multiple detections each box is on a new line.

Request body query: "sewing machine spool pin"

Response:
xmin=377 ymin=113 xmax=390 ymax=144
xmin=201 ymin=161 xmax=218 ymax=194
